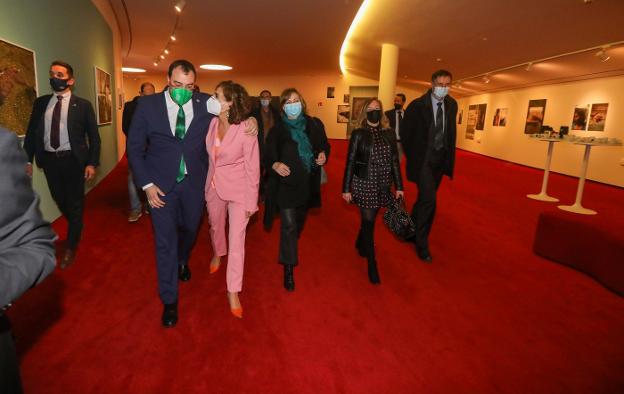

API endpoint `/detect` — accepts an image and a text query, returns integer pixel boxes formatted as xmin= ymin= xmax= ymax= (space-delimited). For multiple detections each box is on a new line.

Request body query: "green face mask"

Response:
xmin=169 ymin=87 xmax=193 ymax=106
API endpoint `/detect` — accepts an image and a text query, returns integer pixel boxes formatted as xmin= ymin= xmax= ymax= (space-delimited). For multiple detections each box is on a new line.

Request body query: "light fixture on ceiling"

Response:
xmin=170 ymin=34 xmax=177 ymax=41
xmin=159 ymin=54 xmax=166 ymax=60
xmin=436 ymin=58 xmax=442 ymax=62
xmin=122 ymin=67 xmax=146 ymax=73
xmin=153 ymin=61 xmax=158 ymax=66
xmin=339 ymin=0 xmax=373 ymax=75
xmin=482 ymin=75 xmax=491 ymax=84
xmin=453 ymin=82 xmax=461 ymax=89
xmin=596 ymin=47 xmax=610 ymax=62
xmin=525 ymin=62 xmax=533 ymax=71
xmin=174 ymin=0 xmax=186 ymax=13
xmin=200 ymin=64 xmax=233 ymax=71
xmin=164 ymin=49 xmax=169 ymax=55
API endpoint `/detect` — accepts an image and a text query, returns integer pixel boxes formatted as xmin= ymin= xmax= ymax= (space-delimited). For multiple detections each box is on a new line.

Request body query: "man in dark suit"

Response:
xmin=24 ymin=60 xmax=101 ymax=269
xmin=122 ymin=81 xmax=155 ymax=222
xmin=127 ymin=60 xmax=256 ymax=327
xmin=385 ymin=93 xmax=406 ymax=160
xmin=0 ymin=127 xmax=56 ymax=393
xmin=400 ymin=70 xmax=457 ymax=262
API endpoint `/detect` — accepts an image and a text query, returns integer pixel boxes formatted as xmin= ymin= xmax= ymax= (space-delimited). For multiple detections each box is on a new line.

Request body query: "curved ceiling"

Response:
xmin=111 ymin=0 xmax=361 ymax=76
xmin=343 ymin=0 xmax=624 ymax=96
xmin=112 ymin=0 xmax=624 ymax=97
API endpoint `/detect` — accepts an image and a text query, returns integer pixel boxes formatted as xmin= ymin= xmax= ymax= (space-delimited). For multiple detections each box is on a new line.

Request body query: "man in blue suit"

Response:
xmin=128 ymin=60 xmax=256 ymax=327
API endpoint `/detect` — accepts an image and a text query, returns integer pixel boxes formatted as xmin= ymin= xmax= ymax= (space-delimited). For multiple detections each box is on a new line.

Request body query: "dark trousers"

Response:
xmin=0 ymin=314 xmax=23 ymax=394
xmin=42 ymin=154 xmax=85 ymax=250
xmin=279 ymin=206 xmax=308 ymax=266
xmin=411 ymin=149 xmax=445 ymax=251
xmin=356 ymin=208 xmax=379 ymax=263
xmin=149 ymin=178 xmax=204 ymax=305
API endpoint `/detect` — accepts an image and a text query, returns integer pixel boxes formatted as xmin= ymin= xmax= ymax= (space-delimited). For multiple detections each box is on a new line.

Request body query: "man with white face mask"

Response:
xmin=400 ymin=69 xmax=457 ymax=263
xmin=127 ymin=60 xmax=257 ymax=328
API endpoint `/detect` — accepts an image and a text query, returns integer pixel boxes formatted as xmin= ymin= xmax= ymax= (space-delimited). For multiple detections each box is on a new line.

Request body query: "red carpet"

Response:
xmin=8 ymin=140 xmax=624 ymax=393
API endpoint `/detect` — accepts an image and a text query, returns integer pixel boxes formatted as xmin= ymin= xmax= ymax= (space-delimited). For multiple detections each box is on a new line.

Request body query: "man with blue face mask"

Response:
xmin=400 ymin=69 xmax=457 ymax=263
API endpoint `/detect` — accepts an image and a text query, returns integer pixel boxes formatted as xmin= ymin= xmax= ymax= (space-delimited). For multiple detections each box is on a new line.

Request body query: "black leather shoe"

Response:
xmin=367 ymin=260 xmax=381 ymax=285
xmin=162 ymin=303 xmax=178 ymax=328
xmin=416 ymin=247 xmax=432 ymax=263
xmin=178 ymin=264 xmax=191 ymax=282
xmin=283 ymin=265 xmax=295 ymax=292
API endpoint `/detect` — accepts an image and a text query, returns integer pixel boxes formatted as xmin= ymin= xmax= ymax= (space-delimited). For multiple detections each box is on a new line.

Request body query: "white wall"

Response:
xmin=123 ymin=72 xmax=424 ymax=140
xmin=455 ymin=75 xmax=624 ymax=187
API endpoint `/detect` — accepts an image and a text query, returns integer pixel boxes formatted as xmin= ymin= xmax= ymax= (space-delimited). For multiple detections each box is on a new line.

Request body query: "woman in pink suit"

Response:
xmin=205 ymin=81 xmax=259 ymax=318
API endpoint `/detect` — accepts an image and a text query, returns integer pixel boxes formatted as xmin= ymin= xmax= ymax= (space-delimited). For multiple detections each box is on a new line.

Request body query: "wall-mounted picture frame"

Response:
xmin=571 ymin=105 xmax=589 ymax=130
xmin=337 ymin=104 xmax=350 ymax=123
xmin=524 ymin=99 xmax=547 ymax=134
xmin=457 ymin=109 xmax=463 ymax=124
xmin=0 ymin=38 xmax=38 ymax=136
xmin=343 ymin=94 xmax=350 ymax=103
xmin=94 ymin=66 xmax=112 ymax=125
xmin=588 ymin=103 xmax=608 ymax=131
xmin=326 ymin=86 xmax=335 ymax=99
xmin=476 ymin=103 xmax=487 ymax=130
xmin=493 ymin=108 xmax=508 ymax=127
xmin=466 ymin=104 xmax=477 ymax=140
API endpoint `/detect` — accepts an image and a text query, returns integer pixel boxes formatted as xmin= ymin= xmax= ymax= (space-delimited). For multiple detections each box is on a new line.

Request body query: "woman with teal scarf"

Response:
xmin=263 ymin=88 xmax=330 ymax=292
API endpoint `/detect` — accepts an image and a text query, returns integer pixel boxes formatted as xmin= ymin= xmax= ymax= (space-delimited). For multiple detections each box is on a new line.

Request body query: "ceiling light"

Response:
xmin=482 ymin=75 xmax=491 ymax=84
xmin=436 ymin=58 xmax=442 ymax=62
xmin=122 ymin=67 xmax=146 ymax=73
xmin=339 ymin=0 xmax=373 ymax=75
xmin=170 ymin=34 xmax=177 ymax=41
xmin=174 ymin=0 xmax=186 ymax=13
xmin=164 ymin=49 xmax=169 ymax=55
xmin=596 ymin=48 xmax=610 ymax=62
xmin=200 ymin=64 xmax=233 ymax=71
xmin=525 ymin=62 xmax=533 ymax=71
xmin=153 ymin=61 xmax=158 ymax=66
xmin=159 ymin=54 xmax=165 ymax=60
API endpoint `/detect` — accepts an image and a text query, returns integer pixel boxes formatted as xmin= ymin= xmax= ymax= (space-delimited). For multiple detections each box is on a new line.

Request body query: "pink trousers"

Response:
xmin=206 ymin=189 xmax=249 ymax=293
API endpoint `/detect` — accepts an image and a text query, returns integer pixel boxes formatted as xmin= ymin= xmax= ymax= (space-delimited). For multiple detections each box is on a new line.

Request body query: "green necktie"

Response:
xmin=175 ymin=104 xmax=186 ymax=182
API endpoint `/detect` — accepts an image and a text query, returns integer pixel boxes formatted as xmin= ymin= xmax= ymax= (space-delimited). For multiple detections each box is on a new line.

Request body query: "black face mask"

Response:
xmin=366 ymin=110 xmax=381 ymax=123
xmin=50 ymin=77 xmax=70 ymax=92
xmin=394 ymin=103 xmax=402 ymax=110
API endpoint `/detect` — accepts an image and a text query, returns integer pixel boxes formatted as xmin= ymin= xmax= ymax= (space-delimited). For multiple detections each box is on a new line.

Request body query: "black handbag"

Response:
xmin=383 ymin=197 xmax=416 ymax=241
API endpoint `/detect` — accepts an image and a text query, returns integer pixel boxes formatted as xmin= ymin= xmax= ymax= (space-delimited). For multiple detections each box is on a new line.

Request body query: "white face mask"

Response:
xmin=260 ymin=98 xmax=270 ymax=107
xmin=206 ymin=95 xmax=222 ymax=115
xmin=433 ymin=86 xmax=449 ymax=98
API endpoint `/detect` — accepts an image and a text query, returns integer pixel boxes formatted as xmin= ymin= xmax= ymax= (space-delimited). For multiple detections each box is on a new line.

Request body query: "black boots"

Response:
xmin=367 ymin=260 xmax=381 ymax=284
xmin=359 ymin=221 xmax=380 ymax=285
xmin=283 ymin=265 xmax=295 ymax=292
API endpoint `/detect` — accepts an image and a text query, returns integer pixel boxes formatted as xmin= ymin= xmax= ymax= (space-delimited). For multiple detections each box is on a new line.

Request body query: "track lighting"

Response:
xmin=153 ymin=61 xmax=158 ymax=66
xmin=164 ymin=49 xmax=169 ymax=55
xmin=482 ymin=75 xmax=491 ymax=84
xmin=174 ymin=0 xmax=186 ymax=13
xmin=170 ymin=34 xmax=177 ymax=41
xmin=596 ymin=48 xmax=610 ymax=62
xmin=525 ymin=62 xmax=533 ymax=71
xmin=159 ymin=54 xmax=165 ymax=60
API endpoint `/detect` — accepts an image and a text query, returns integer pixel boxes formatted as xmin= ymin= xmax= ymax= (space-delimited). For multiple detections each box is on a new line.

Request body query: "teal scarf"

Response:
xmin=282 ymin=114 xmax=314 ymax=172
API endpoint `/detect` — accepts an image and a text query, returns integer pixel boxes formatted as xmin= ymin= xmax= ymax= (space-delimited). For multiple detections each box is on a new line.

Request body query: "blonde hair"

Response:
xmin=355 ymin=98 xmax=389 ymax=129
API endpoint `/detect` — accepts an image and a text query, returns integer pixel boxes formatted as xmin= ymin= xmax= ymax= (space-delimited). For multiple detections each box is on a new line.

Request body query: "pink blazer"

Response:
xmin=205 ymin=117 xmax=260 ymax=212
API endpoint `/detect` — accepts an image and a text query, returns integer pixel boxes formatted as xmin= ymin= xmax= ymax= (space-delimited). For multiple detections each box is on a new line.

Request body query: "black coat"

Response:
xmin=399 ymin=89 xmax=457 ymax=182
xmin=385 ymin=109 xmax=403 ymax=136
xmin=342 ymin=127 xmax=403 ymax=193
xmin=122 ymin=96 xmax=139 ymax=136
xmin=251 ymin=105 xmax=281 ymax=161
xmin=263 ymin=115 xmax=330 ymax=227
xmin=24 ymin=94 xmax=101 ymax=169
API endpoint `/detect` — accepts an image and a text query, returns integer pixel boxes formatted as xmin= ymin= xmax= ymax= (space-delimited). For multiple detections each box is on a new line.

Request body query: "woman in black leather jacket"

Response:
xmin=342 ymin=98 xmax=404 ymax=284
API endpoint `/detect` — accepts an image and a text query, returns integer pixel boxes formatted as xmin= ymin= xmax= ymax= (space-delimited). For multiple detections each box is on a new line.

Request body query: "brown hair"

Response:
xmin=216 ymin=80 xmax=251 ymax=125
xmin=51 ymin=60 xmax=74 ymax=78
xmin=279 ymin=88 xmax=307 ymax=116
xmin=355 ymin=98 xmax=389 ymax=129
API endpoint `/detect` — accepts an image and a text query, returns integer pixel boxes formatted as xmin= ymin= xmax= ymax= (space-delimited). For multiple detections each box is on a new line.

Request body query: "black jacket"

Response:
xmin=263 ymin=115 xmax=330 ymax=227
xmin=342 ymin=127 xmax=403 ymax=193
xmin=24 ymin=94 xmax=101 ymax=168
xmin=385 ymin=109 xmax=404 ymax=138
xmin=400 ymin=89 xmax=457 ymax=182
xmin=122 ymin=96 xmax=139 ymax=136
xmin=251 ymin=105 xmax=281 ymax=162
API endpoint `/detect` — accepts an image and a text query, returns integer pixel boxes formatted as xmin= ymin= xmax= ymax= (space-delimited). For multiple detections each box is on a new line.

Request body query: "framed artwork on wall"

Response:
xmin=588 ymin=103 xmax=608 ymax=131
xmin=493 ymin=108 xmax=508 ymax=127
xmin=466 ymin=104 xmax=477 ymax=140
xmin=571 ymin=105 xmax=589 ymax=130
xmin=524 ymin=99 xmax=546 ymax=134
xmin=94 ymin=66 xmax=112 ymax=125
xmin=0 ymin=38 xmax=38 ymax=136
xmin=476 ymin=103 xmax=487 ymax=130
xmin=457 ymin=109 xmax=463 ymax=124
xmin=337 ymin=104 xmax=349 ymax=123
xmin=326 ymin=86 xmax=335 ymax=99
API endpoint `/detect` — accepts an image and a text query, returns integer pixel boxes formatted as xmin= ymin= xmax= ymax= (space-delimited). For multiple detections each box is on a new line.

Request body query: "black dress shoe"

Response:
xmin=283 ymin=265 xmax=295 ymax=292
xmin=367 ymin=260 xmax=381 ymax=285
xmin=178 ymin=264 xmax=191 ymax=282
xmin=416 ymin=247 xmax=432 ymax=263
xmin=162 ymin=303 xmax=178 ymax=328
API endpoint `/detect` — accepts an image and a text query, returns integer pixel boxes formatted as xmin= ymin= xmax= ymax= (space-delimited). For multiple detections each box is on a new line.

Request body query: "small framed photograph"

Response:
xmin=326 ymin=86 xmax=335 ymax=98
xmin=337 ymin=105 xmax=350 ymax=123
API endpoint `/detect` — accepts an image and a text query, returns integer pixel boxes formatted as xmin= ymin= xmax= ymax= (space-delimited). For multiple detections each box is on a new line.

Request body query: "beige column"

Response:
xmin=378 ymin=43 xmax=399 ymax=110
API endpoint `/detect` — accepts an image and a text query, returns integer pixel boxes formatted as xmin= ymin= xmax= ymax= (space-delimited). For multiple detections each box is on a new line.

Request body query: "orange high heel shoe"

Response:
xmin=228 ymin=292 xmax=243 ymax=319
xmin=209 ymin=257 xmax=221 ymax=274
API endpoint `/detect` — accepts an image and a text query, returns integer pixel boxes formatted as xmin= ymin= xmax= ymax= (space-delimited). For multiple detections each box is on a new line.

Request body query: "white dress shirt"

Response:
xmin=142 ymin=92 xmax=194 ymax=190
xmin=44 ymin=91 xmax=72 ymax=152
xmin=394 ymin=109 xmax=404 ymax=140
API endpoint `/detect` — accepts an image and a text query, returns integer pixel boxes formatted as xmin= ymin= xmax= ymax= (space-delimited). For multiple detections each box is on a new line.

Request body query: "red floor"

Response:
xmin=9 ymin=140 xmax=624 ymax=393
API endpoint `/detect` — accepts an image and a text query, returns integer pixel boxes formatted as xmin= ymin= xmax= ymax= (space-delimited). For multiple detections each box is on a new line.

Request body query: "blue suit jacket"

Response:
xmin=127 ymin=92 xmax=214 ymax=194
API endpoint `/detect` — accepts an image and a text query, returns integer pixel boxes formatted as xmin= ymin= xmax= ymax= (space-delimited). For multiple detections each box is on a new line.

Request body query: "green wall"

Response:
xmin=0 ymin=0 xmax=118 ymax=221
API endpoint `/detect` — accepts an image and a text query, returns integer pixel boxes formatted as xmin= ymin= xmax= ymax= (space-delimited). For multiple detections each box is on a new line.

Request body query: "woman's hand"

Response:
xmin=244 ymin=117 xmax=259 ymax=136
xmin=395 ymin=190 xmax=404 ymax=199
xmin=315 ymin=151 xmax=327 ymax=166
xmin=342 ymin=193 xmax=352 ymax=203
xmin=272 ymin=162 xmax=291 ymax=177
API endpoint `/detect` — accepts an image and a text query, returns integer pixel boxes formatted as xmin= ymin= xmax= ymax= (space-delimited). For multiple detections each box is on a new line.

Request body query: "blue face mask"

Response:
xmin=284 ymin=102 xmax=302 ymax=118
xmin=433 ymin=86 xmax=449 ymax=98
